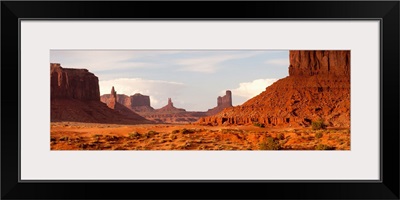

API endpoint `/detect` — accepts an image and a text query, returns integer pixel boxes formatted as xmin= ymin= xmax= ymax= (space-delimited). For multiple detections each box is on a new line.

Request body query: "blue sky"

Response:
xmin=50 ymin=50 xmax=289 ymax=111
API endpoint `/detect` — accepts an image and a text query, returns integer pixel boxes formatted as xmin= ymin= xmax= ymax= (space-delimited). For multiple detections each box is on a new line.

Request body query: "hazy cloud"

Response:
xmin=175 ymin=52 xmax=264 ymax=73
xmin=264 ymin=58 xmax=289 ymax=66
xmin=50 ymin=50 xmax=178 ymax=72
xmin=231 ymin=78 xmax=278 ymax=100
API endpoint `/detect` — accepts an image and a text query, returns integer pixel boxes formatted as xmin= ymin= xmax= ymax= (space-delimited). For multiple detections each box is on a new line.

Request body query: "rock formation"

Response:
xmin=198 ymin=50 xmax=350 ymax=128
xmin=51 ymin=63 xmax=100 ymax=100
xmin=156 ymin=98 xmax=186 ymax=113
xmin=207 ymin=90 xmax=233 ymax=115
xmin=100 ymin=93 xmax=154 ymax=112
xmin=51 ymin=64 xmax=152 ymax=124
xmin=106 ymin=86 xmax=117 ymax=109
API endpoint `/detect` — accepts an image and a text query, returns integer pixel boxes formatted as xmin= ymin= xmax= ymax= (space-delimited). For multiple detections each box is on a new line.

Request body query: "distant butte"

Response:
xmin=156 ymin=98 xmax=186 ymax=113
xmin=206 ymin=90 xmax=233 ymax=115
xmin=101 ymin=92 xmax=155 ymax=113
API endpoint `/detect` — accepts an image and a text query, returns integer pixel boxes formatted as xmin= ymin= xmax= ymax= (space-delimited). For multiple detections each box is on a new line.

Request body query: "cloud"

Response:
xmin=50 ymin=50 xmax=179 ymax=72
xmin=175 ymin=52 xmax=263 ymax=73
xmin=264 ymin=58 xmax=289 ymax=66
xmin=231 ymin=78 xmax=278 ymax=100
xmin=99 ymin=78 xmax=185 ymax=109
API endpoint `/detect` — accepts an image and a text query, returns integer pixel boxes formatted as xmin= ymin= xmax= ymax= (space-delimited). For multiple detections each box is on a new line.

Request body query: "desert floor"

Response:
xmin=50 ymin=122 xmax=350 ymax=150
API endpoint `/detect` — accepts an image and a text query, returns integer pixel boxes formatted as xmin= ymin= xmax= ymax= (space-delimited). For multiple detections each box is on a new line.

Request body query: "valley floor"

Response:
xmin=50 ymin=122 xmax=350 ymax=150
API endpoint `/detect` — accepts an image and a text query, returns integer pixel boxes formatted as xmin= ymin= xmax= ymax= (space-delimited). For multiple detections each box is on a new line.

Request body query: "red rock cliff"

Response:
xmin=198 ymin=50 xmax=350 ymax=128
xmin=51 ymin=63 xmax=100 ymax=101
xmin=289 ymin=50 xmax=350 ymax=76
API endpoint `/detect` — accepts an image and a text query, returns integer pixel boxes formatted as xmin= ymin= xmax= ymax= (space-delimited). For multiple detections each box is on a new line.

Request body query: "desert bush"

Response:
xmin=312 ymin=120 xmax=327 ymax=130
xmin=182 ymin=128 xmax=195 ymax=134
xmin=172 ymin=130 xmax=180 ymax=134
xmin=93 ymin=134 xmax=102 ymax=141
xmin=253 ymin=122 xmax=265 ymax=128
xmin=105 ymin=135 xmax=119 ymax=141
xmin=170 ymin=134 xmax=177 ymax=140
xmin=277 ymin=133 xmax=285 ymax=140
xmin=129 ymin=132 xmax=141 ymax=139
xmin=59 ymin=136 xmax=69 ymax=141
xmin=148 ymin=130 xmax=158 ymax=134
xmin=315 ymin=144 xmax=335 ymax=150
xmin=141 ymin=131 xmax=158 ymax=139
xmin=259 ymin=137 xmax=281 ymax=150
xmin=315 ymin=131 xmax=323 ymax=139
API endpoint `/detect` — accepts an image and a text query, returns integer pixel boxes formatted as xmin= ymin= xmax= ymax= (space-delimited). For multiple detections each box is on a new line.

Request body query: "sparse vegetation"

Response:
xmin=170 ymin=134 xmax=177 ymax=140
xmin=277 ymin=133 xmax=285 ymax=140
xmin=59 ymin=136 xmax=69 ymax=141
xmin=315 ymin=131 xmax=323 ymax=139
xmin=105 ymin=135 xmax=119 ymax=141
xmin=147 ymin=130 xmax=158 ymax=135
xmin=253 ymin=122 xmax=265 ymax=128
xmin=51 ymin=122 xmax=350 ymax=151
xmin=259 ymin=137 xmax=281 ymax=150
xmin=182 ymin=128 xmax=195 ymax=134
xmin=312 ymin=119 xmax=327 ymax=130
xmin=315 ymin=144 xmax=335 ymax=150
xmin=129 ymin=132 xmax=140 ymax=139
xmin=93 ymin=134 xmax=102 ymax=142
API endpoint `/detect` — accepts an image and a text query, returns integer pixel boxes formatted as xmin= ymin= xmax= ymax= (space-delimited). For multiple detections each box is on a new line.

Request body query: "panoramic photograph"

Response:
xmin=50 ymin=50 xmax=350 ymax=150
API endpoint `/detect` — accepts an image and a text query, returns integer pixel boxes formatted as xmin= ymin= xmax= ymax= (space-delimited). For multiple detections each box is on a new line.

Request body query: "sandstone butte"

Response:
xmin=50 ymin=63 xmax=152 ymax=124
xmin=206 ymin=90 xmax=233 ymax=115
xmin=101 ymin=92 xmax=155 ymax=113
xmin=198 ymin=50 xmax=350 ymax=128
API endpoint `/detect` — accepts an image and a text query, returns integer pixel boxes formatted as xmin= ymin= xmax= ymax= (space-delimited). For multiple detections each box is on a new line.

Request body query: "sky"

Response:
xmin=50 ymin=50 xmax=289 ymax=111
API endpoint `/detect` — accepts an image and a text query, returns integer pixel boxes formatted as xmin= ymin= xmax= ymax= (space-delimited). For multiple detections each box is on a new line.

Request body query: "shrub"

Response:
xmin=259 ymin=137 xmax=281 ymax=150
xmin=170 ymin=134 xmax=177 ymax=140
xmin=312 ymin=120 xmax=327 ymax=130
xmin=315 ymin=131 xmax=323 ymax=139
xmin=147 ymin=130 xmax=158 ymax=136
xmin=59 ymin=136 xmax=69 ymax=141
xmin=253 ymin=122 xmax=265 ymax=128
xmin=105 ymin=135 xmax=119 ymax=141
xmin=172 ymin=130 xmax=180 ymax=134
xmin=129 ymin=132 xmax=140 ymax=139
xmin=277 ymin=133 xmax=285 ymax=140
xmin=315 ymin=144 xmax=335 ymax=150
xmin=182 ymin=128 xmax=195 ymax=134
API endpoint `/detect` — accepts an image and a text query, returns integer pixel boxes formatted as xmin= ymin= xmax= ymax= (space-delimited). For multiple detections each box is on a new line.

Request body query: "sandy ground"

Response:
xmin=50 ymin=122 xmax=350 ymax=150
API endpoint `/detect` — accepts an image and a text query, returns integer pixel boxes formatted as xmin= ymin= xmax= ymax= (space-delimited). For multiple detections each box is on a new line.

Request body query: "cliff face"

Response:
xmin=51 ymin=63 xmax=100 ymax=101
xmin=198 ymin=50 xmax=350 ymax=128
xmin=289 ymin=50 xmax=350 ymax=76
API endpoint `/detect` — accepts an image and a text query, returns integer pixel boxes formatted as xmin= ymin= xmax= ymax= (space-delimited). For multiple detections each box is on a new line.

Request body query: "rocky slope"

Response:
xmin=51 ymin=64 xmax=152 ymax=124
xmin=198 ymin=50 xmax=350 ymax=128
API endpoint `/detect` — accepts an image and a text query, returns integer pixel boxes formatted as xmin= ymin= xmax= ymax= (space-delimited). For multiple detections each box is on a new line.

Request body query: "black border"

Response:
xmin=2 ymin=1 xmax=399 ymax=199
